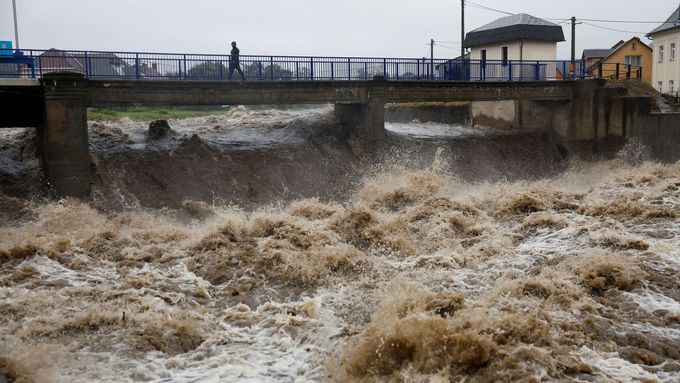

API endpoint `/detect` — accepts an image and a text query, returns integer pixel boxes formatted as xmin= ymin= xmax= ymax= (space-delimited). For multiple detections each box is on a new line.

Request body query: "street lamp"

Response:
xmin=12 ymin=0 xmax=19 ymax=49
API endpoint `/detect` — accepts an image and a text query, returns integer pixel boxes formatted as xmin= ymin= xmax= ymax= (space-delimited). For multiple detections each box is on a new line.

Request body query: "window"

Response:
xmin=625 ymin=55 xmax=642 ymax=66
xmin=501 ymin=46 xmax=508 ymax=66
xmin=658 ymin=81 xmax=663 ymax=93
xmin=659 ymin=45 xmax=665 ymax=62
xmin=670 ymin=80 xmax=675 ymax=94
xmin=632 ymin=42 xmax=637 ymax=50
xmin=671 ymin=43 xmax=677 ymax=61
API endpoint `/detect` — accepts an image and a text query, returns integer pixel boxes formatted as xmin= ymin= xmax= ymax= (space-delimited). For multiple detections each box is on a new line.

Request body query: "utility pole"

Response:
xmin=461 ymin=0 xmax=465 ymax=60
xmin=12 ymin=0 xmax=20 ymax=49
xmin=430 ymin=38 xmax=434 ymax=79
xmin=571 ymin=16 xmax=576 ymax=78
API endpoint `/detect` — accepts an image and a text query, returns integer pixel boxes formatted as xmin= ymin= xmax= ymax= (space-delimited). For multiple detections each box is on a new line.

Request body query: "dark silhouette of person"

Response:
xmin=229 ymin=41 xmax=245 ymax=80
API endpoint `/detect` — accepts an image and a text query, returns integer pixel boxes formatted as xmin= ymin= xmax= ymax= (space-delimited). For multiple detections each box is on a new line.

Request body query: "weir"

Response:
xmin=0 ymin=73 xmax=673 ymax=198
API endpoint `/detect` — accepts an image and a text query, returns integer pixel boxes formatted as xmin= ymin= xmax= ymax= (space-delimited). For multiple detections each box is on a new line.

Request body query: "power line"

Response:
xmin=579 ymin=18 xmax=670 ymax=24
xmin=465 ymin=1 xmax=567 ymax=21
xmin=465 ymin=1 xmax=513 ymax=16
xmin=434 ymin=44 xmax=460 ymax=51
xmin=580 ymin=21 xmax=649 ymax=34
xmin=466 ymin=0 xmax=668 ymax=25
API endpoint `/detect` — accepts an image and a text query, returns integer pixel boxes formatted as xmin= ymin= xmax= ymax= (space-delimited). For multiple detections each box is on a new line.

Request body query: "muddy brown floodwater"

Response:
xmin=0 ymin=108 xmax=678 ymax=382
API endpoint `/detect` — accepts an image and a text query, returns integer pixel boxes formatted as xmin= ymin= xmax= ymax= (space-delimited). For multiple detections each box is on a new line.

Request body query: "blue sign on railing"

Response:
xmin=0 ymin=48 xmax=633 ymax=82
xmin=0 ymin=41 xmax=12 ymax=56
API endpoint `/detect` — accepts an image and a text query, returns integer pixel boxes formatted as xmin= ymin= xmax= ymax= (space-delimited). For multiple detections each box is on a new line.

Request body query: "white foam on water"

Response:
xmin=578 ymin=347 xmax=663 ymax=383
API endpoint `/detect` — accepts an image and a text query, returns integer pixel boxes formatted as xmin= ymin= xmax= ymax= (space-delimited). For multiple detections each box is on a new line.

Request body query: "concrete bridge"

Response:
xmin=0 ymin=73 xmax=654 ymax=198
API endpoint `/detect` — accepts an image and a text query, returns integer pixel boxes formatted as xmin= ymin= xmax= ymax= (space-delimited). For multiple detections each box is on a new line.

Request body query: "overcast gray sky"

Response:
xmin=0 ymin=0 xmax=677 ymax=59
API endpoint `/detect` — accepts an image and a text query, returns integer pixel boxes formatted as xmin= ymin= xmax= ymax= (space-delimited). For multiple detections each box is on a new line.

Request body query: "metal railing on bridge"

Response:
xmin=0 ymin=49 xmax=595 ymax=82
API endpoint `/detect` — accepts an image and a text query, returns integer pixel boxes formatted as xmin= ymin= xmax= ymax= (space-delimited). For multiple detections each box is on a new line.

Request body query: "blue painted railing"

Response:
xmin=0 ymin=49 xmax=598 ymax=81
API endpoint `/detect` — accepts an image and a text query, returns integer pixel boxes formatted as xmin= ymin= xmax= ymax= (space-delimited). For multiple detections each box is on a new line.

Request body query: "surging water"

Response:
xmin=0 ymin=110 xmax=679 ymax=382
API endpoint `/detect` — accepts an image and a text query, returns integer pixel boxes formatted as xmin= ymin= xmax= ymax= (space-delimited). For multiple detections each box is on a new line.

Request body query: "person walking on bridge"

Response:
xmin=229 ymin=41 xmax=246 ymax=80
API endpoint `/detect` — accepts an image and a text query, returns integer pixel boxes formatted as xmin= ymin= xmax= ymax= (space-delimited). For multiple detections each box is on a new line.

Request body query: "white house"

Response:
xmin=464 ymin=13 xmax=565 ymax=63
xmin=647 ymin=6 xmax=680 ymax=95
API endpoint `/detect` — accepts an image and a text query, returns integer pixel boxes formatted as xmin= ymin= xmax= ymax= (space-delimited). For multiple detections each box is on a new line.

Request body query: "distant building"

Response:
xmin=582 ymin=37 xmax=653 ymax=83
xmin=647 ymin=5 xmax=680 ymax=94
xmin=35 ymin=49 xmax=163 ymax=78
xmin=582 ymin=48 xmax=613 ymax=69
xmin=464 ymin=13 xmax=565 ymax=62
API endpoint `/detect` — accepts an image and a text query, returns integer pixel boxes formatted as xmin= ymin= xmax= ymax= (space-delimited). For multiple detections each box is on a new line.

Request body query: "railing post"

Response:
xmin=84 ymin=51 xmax=89 ymax=78
xmin=615 ymin=63 xmax=620 ymax=79
xmin=534 ymin=61 xmax=540 ymax=81
xmin=310 ymin=57 xmax=314 ymax=80
xmin=135 ymin=53 xmax=140 ymax=80
xmin=508 ymin=60 xmax=513 ymax=81
xmin=395 ymin=62 xmax=399 ymax=80
xmin=626 ymin=64 xmax=631 ymax=79
xmin=364 ymin=62 xmax=367 ymax=80
xmin=258 ymin=61 xmax=262 ymax=80
xmin=347 ymin=58 xmax=351 ymax=80
xmin=331 ymin=61 xmax=334 ymax=80
xmin=270 ymin=57 xmax=274 ymax=80
xmin=183 ymin=54 xmax=187 ymax=80
xmin=29 ymin=50 xmax=36 ymax=78
xmin=296 ymin=61 xmax=299 ymax=80
xmin=383 ymin=58 xmax=387 ymax=79
xmin=417 ymin=59 xmax=420 ymax=80
xmin=598 ymin=61 xmax=603 ymax=78
xmin=638 ymin=67 xmax=642 ymax=80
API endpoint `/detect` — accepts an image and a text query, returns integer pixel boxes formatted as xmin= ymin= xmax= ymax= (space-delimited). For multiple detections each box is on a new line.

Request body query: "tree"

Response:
xmin=241 ymin=62 xmax=296 ymax=80
xmin=187 ymin=62 xmax=227 ymax=79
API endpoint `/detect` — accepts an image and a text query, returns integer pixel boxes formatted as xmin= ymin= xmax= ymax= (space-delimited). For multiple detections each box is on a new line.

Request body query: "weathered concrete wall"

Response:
xmin=385 ymin=104 xmax=470 ymax=124
xmin=631 ymin=112 xmax=680 ymax=162
xmin=38 ymin=73 xmax=91 ymax=198
xmin=471 ymin=100 xmax=517 ymax=128
xmin=334 ymin=95 xmax=386 ymax=151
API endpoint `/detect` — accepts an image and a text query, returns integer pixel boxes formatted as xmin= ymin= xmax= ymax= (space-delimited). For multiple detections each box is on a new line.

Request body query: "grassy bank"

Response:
xmin=87 ymin=106 xmax=227 ymax=121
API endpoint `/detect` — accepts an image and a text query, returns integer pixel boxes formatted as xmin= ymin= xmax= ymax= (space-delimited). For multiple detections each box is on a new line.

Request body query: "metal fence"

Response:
xmin=0 ymin=49 xmax=595 ymax=82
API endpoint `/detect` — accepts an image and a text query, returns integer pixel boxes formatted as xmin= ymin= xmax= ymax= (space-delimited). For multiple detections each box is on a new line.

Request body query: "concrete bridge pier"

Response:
xmin=334 ymin=92 xmax=386 ymax=151
xmin=38 ymin=73 xmax=91 ymax=198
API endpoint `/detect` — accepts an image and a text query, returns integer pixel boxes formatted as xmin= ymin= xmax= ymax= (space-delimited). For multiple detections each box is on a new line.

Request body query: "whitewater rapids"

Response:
xmin=0 ymin=107 xmax=678 ymax=382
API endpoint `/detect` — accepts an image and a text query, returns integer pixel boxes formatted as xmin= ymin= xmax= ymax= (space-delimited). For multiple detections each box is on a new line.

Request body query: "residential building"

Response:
xmin=464 ymin=13 xmax=565 ymax=62
xmin=463 ymin=13 xmax=565 ymax=79
xmin=581 ymin=37 xmax=653 ymax=83
xmin=582 ymin=48 xmax=612 ymax=69
xmin=647 ymin=5 xmax=680 ymax=94
xmin=35 ymin=49 xmax=163 ymax=78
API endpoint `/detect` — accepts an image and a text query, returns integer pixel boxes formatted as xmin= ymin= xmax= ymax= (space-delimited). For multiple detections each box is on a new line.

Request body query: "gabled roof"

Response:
xmin=582 ymin=49 xmax=611 ymax=59
xmin=648 ymin=6 xmax=680 ymax=36
xmin=464 ymin=13 xmax=565 ymax=48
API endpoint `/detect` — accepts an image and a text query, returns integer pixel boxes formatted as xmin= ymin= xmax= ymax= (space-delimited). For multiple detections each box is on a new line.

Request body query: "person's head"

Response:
xmin=231 ymin=41 xmax=237 ymax=48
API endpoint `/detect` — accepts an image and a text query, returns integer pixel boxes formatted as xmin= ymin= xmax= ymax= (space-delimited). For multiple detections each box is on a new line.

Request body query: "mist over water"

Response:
xmin=0 ymin=108 xmax=678 ymax=382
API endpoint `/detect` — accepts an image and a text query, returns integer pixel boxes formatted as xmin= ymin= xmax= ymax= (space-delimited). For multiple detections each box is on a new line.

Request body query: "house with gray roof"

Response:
xmin=464 ymin=13 xmax=565 ymax=63
xmin=647 ymin=5 xmax=680 ymax=94
xmin=462 ymin=13 xmax=565 ymax=80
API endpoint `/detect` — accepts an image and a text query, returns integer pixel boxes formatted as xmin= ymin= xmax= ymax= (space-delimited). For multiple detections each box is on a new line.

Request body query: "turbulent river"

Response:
xmin=0 ymin=107 xmax=678 ymax=382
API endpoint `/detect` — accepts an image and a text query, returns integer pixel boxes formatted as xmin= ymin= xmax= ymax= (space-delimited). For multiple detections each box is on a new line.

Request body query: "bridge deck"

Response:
xmin=84 ymin=79 xmax=575 ymax=107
